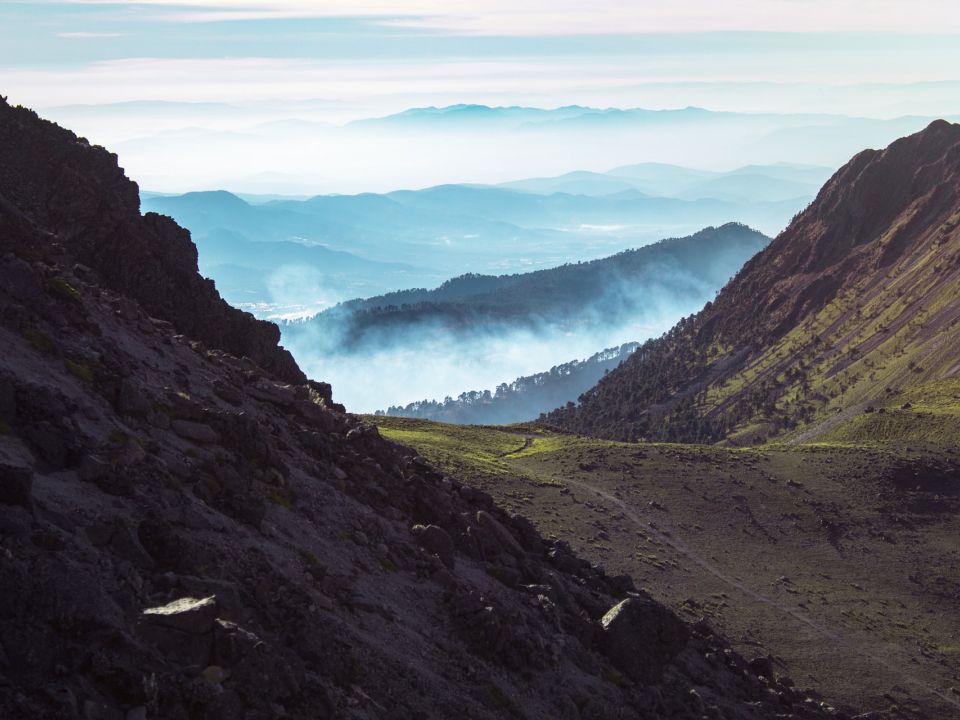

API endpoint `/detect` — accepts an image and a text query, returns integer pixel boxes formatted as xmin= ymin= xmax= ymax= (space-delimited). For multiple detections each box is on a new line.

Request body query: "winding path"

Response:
xmin=515 ymin=435 xmax=960 ymax=714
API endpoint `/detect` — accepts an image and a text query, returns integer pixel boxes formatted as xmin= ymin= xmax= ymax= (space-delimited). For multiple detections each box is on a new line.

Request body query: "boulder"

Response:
xmin=212 ymin=379 xmax=243 ymax=406
xmin=246 ymin=381 xmax=296 ymax=408
xmin=412 ymin=524 xmax=455 ymax=568
xmin=171 ymin=419 xmax=220 ymax=445
xmin=141 ymin=595 xmax=218 ymax=635
xmin=599 ymin=595 xmax=689 ymax=684
xmin=475 ymin=511 xmax=525 ymax=558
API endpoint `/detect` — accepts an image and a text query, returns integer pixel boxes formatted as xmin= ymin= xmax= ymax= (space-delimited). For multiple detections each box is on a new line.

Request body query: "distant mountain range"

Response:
xmin=378 ymin=342 xmax=639 ymax=425
xmin=142 ymin=161 xmax=808 ymax=317
xmin=350 ymin=104 xmax=958 ymax=134
xmin=51 ymin=101 xmax=955 ymax=194
xmin=545 ymin=120 xmax=960 ymax=445
xmin=289 ymin=223 xmax=770 ymax=351
xmin=499 ymin=162 xmax=832 ymax=202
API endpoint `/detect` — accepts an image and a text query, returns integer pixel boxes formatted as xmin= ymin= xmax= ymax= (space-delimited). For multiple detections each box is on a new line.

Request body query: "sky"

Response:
xmin=2 ymin=1 xmax=960 ymax=117
xmin=2 ymin=1 xmax=960 ymax=193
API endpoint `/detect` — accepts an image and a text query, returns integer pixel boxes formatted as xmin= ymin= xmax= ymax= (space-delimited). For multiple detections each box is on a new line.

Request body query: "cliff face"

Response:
xmin=0 ymin=97 xmax=304 ymax=385
xmin=0 ymin=101 xmax=845 ymax=718
xmin=546 ymin=120 xmax=960 ymax=443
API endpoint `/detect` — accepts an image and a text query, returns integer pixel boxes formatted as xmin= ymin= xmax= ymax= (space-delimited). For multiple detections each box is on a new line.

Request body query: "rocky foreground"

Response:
xmin=0 ymin=98 xmax=847 ymax=719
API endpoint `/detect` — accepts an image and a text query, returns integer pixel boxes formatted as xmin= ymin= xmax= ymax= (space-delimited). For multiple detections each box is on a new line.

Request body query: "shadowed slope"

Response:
xmin=0 ymin=97 xmax=304 ymax=384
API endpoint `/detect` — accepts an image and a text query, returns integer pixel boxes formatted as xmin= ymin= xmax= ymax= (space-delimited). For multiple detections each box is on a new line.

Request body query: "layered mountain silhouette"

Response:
xmin=379 ymin=342 xmax=640 ymax=426
xmin=142 ymin=179 xmax=796 ymax=307
xmin=0 ymin=98 xmax=849 ymax=718
xmin=545 ymin=120 xmax=960 ymax=444
xmin=291 ymin=223 xmax=769 ymax=351
xmin=499 ymin=162 xmax=832 ymax=202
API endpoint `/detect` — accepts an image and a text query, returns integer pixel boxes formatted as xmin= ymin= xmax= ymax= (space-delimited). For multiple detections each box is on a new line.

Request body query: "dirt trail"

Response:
xmin=516 ymin=435 xmax=960 ymax=714
xmin=499 ymin=436 xmax=535 ymax=457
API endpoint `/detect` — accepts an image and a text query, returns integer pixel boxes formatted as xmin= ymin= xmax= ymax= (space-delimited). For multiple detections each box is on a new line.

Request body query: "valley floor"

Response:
xmin=370 ymin=417 xmax=960 ymax=720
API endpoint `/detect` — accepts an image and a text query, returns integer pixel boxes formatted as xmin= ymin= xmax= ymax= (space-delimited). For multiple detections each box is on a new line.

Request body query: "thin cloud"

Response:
xmin=57 ymin=32 xmax=126 ymax=38
xmin=55 ymin=0 xmax=960 ymax=34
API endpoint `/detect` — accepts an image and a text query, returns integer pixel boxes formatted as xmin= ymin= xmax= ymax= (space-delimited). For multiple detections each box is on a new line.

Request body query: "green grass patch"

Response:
xmin=22 ymin=327 xmax=54 ymax=354
xmin=65 ymin=358 xmax=95 ymax=384
xmin=265 ymin=487 xmax=292 ymax=509
xmin=48 ymin=277 xmax=82 ymax=303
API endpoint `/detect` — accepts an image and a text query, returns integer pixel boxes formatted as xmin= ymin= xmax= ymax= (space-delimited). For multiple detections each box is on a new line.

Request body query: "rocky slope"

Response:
xmin=0 ymin=99 xmax=303 ymax=385
xmin=545 ymin=120 xmax=960 ymax=443
xmin=0 ymin=101 xmax=845 ymax=718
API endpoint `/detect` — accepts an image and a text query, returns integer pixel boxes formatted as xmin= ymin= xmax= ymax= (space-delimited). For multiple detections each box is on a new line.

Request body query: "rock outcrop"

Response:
xmin=0 ymin=99 xmax=846 ymax=719
xmin=0 ymin=97 xmax=303 ymax=385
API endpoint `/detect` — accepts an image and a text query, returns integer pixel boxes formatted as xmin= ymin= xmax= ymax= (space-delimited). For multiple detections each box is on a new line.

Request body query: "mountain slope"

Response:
xmin=297 ymin=224 xmax=770 ymax=351
xmin=0 ymin=98 xmax=846 ymax=719
xmin=545 ymin=120 xmax=960 ymax=443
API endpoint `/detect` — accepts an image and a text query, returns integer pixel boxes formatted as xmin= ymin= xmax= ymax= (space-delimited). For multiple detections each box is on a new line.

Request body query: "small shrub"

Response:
xmin=48 ymin=277 xmax=82 ymax=303
xmin=65 ymin=359 xmax=95 ymax=384
xmin=299 ymin=549 xmax=320 ymax=566
xmin=265 ymin=487 xmax=292 ymax=509
xmin=23 ymin=327 xmax=54 ymax=353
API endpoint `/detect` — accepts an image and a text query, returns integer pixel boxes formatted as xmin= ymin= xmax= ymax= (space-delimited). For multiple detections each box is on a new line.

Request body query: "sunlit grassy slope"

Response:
xmin=704 ymin=212 xmax=960 ymax=445
xmin=543 ymin=125 xmax=960 ymax=447
xmin=371 ymin=415 xmax=960 ymax=719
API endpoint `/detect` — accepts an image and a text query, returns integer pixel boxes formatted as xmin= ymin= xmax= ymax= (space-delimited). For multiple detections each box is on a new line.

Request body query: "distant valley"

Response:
xmin=281 ymin=224 xmax=769 ymax=413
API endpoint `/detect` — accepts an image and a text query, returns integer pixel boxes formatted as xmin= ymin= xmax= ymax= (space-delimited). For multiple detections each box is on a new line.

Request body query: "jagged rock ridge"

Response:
xmin=0 ymin=97 xmax=304 ymax=385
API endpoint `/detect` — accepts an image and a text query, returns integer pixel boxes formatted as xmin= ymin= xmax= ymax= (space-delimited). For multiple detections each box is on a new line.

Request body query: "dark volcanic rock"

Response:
xmin=0 ymin=97 xmax=303 ymax=385
xmin=0 ymin=462 xmax=32 ymax=506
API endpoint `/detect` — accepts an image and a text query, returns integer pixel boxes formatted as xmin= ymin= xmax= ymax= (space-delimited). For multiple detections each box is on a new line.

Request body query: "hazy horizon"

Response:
xmin=4 ymin=2 xmax=960 ymax=193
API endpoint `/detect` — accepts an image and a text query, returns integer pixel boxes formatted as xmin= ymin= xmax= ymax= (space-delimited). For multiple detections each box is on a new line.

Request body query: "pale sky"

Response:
xmin=2 ymin=0 xmax=960 ymax=195
xmin=0 ymin=0 xmax=959 ymax=116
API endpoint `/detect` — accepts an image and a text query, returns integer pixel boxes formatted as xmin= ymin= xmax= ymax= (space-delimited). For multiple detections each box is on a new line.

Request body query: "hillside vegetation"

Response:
xmin=545 ymin=121 xmax=960 ymax=445
xmin=379 ymin=342 xmax=639 ymax=425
